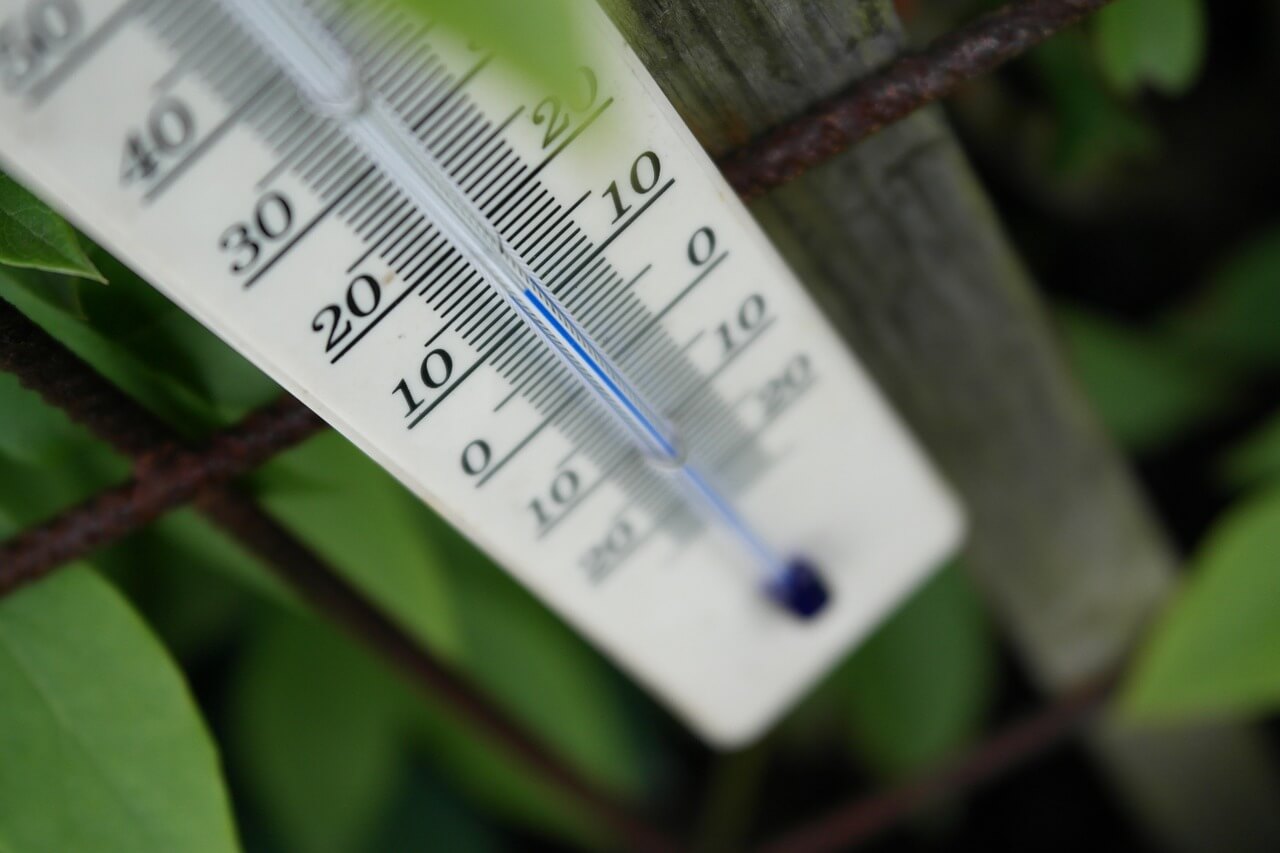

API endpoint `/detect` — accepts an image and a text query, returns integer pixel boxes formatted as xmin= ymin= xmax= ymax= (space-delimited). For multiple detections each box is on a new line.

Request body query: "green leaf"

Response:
xmin=0 ymin=444 xmax=128 ymax=539
xmin=423 ymin=506 xmax=654 ymax=800
xmin=838 ymin=565 xmax=994 ymax=777
xmin=0 ymin=269 xmax=244 ymax=434
xmin=383 ymin=0 xmax=584 ymax=92
xmin=0 ymin=172 xmax=104 ymax=281
xmin=73 ymin=249 xmax=280 ymax=418
xmin=140 ymin=509 xmax=292 ymax=604
xmin=1059 ymin=307 xmax=1230 ymax=452
xmin=0 ymin=250 xmax=280 ymax=436
xmin=410 ymin=696 xmax=608 ymax=846
xmin=407 ymin=508 xmax=653 ymax=844
xmin=1170 ymin=227 xmax=1280 ymax=370
xmin=0 ymin=568 xmax=239 ymax=853
xmin=1222 ymin=412 xmax=1280 ymax=490
xmin=1122 ymin=487 xmax=1280 ymax=721
xmin=1032 ymin=33 xmax=1158 ymax=179
xmin=228 ymin=600 xmax=609 ymax=851
xmin=1095 ymin=0 xmax=1207 ymax=96
xmin=251 ymin=432 xmax=651 ymax=845
xmin=94 ymin=509 xmax=296 ymax=660
xmin=0 ymin=369 xmax=109 ymax=466
xmin=230 ymin=613 xmax=412 ymax=853
xmin=254 ymin=431 xmax=461 ymax=658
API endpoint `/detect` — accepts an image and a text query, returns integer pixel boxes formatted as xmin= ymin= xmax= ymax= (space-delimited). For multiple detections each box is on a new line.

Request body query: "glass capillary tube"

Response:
xmin=216 ymin=0 xmax=829 ymax=618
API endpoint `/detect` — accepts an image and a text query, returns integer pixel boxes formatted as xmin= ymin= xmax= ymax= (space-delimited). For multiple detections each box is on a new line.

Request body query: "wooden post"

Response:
xmin=601 ymin=1 xmax=1280 ymax=847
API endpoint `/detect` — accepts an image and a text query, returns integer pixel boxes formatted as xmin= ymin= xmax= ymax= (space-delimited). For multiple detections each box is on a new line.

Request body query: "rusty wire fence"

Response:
xmin=0 ymin=1 xmax=1117 ymax=851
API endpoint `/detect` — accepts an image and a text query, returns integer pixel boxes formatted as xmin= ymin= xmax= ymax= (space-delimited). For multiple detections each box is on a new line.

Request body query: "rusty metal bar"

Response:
xmin=0 ymin=386 xmax=321 ymax=593
xmin=755 ymin=671 xmax=1119 ymax=853
xmin=719 ymin=0 xmax=1115 ymax=200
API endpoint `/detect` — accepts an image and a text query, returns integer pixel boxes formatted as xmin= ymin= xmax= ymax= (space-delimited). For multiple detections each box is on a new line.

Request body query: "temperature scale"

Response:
xmin=0 ymin=0 xmax=962 ymax=744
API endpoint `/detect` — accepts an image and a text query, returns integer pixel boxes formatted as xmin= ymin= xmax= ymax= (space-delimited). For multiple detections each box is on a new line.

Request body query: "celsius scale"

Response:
xmin=0 ymin=0 xmax=961 ymax=744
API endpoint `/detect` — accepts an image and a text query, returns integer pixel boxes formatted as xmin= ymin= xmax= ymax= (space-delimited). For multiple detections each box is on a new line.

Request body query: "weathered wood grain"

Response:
xmin=600 ymin=1 xmax=1280 ymax=847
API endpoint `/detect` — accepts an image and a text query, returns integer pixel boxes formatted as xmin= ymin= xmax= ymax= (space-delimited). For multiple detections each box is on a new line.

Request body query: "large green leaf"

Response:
xmin=0 ymin=568 xmax=239 ymax=853
xmin=0 ymin=173 xmax=103 ymax=281
xmin=1122 ymin=487 xmax=1280 ymax=721
xmin=1059 ymin=307 xmax=1230 ymax=452
xmin=253 ymin=431 xmax=461 ymax=658
xmin=1095 ymin=0 xmax=1207 ymax=96
xmin=838 ymin=565 xmax=994 ymax=777
xmin=229 ymin=613 xmax=412 ymax=853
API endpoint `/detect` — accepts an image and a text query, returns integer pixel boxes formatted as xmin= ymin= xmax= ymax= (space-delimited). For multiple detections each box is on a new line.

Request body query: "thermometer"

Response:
xmin=213 ymin=0 xmax=828 ymax=618
xmin=0 ymin=0 xmax=962 ymax=744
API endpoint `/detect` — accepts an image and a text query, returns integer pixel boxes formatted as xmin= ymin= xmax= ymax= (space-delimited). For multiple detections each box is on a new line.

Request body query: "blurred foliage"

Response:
xmin=775 ymin=563 xmax=994 ymax=790
xmin=252 ymin=434 xmax=461 ymax=659
xmin=1223 ymin=411 xmax=1280 ymax=490
xmin=229 ymin=613 xmax=416 ymax=853
xmin=1095 ymin=0 xmax=1207 ymax=96
xmin=1170 ymin=228 xmax=1280 ymax=370
xmin=1030 ymin=32 xmax=1159 ymax=179
xmin=1 ymin=0 xmax=1279 ymax=849
xmin=0 ymin=256 xmax=279 ymax=435
xmin=0 ymin=249 xmax=652 ymax=851
xmin=1109 ymin=226 xmax=1280 ymax=720
xmin=1122 ymin=487 xmax=1280 ymax=722
xmin=1059 ymin=226 xmax=1280 ymax=726
xmin=839 ymin=566 xmax=994 ymax=778
xmin=952 ymin=0 xmax=1207 ymax=197
xmin=1059 ymin=307 xmax=1230 ymax=453
xmin=354 ymin=0 xmax=583 ymax=92
xmin=1062 ymin=224 xmax=1280 ymax=453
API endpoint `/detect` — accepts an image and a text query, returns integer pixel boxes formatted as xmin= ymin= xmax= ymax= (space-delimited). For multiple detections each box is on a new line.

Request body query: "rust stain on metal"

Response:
xmin=0 ymin=394 xmax=322 ymax=595
xmin=754 ymin=671 xmax=1119 ymax=853
xmin=718 ymin=0 xmax=1116 ymax=200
